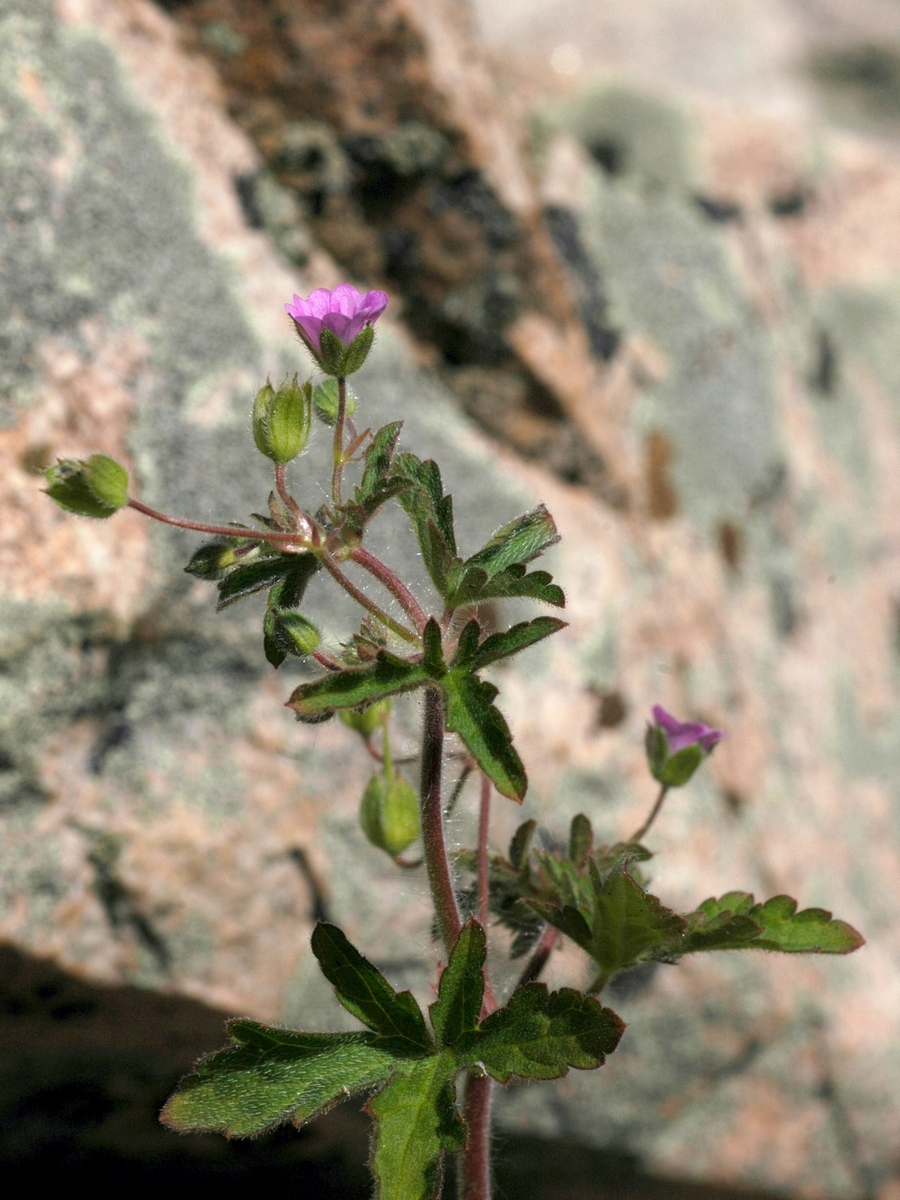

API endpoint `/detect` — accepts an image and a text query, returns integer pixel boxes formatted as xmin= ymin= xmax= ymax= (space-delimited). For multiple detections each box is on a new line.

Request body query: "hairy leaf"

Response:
xmin=675 ymin=893 xmax=864 ymax=956
xmin=465 ymin=505 xmax=560 ymax=578
xmin=568 ymin=814 xmax=594 ymax=868
xmin=394 ymin=453 xmax=457 ymax=555
xmin=288 ymin=652 xmax=432 ymax=718
xmin=443 ymin=671 xmax=526 ymax=801
xmin=429 ymin=920 xmax=486 ymax=1046
xmin=455 ymin=984 xmax=624 ymax=1083
xmin=369 ymin=1055 xmax=465 ymax=1200
xmin=471 ymin=617 xmax=566 ymax=670
xmin=161 ymin=1022 xmax=399 ymax=1137
xmin=311 ymin=923 xmax=432 ymax=1053
xmin=268 ymin=554 xmax=320 ymax=609
xmin=359 ymin=422 xmax=403 ymax=500
xmin=508 ymin=820 xmax=537 ymax=873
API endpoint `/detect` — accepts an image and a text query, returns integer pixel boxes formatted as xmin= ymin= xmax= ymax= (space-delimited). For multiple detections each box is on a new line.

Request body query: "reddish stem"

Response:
xmin=420 ymin=687 xmax=462 ymax=953
xmin=319 ymin=552 xmax=417 ymax=644
xmin=128 ymin=498 xmax=304 ymax=545
xmin=273 ymin=463 xmax=301 ymax=527
xmin=459 ymin=1073 xmax=493 ymax=1200
xmin=351 ymin=545 xmax=428 ymax=631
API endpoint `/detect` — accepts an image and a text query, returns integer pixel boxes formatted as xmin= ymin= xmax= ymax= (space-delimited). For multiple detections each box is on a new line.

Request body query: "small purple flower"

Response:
xmin=651 ymin=705 xmax=723 ymax=753
xmin=285 ymin=284 xmax=389 ymax=355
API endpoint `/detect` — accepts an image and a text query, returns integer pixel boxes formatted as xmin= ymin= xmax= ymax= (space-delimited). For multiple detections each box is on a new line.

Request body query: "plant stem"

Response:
xmin=459 ymin=1073 xmax=493 ymax=1200
xmin=351 ymin=546 xmax=428 ymax=631
xmin=515 ymin=925 xmax=559 ymax=989
xmin=319 ymin=551 xmax=418 ymax=644
xmin=128 ymin=499 xmax=304 ymax=545
xmin=273 ymin=463 xmax=300 ymax=526
xmin=420 ymin=687 xmax=462 ymax=953
xmin=331 ymin=376 xmax=346 ymax=506
xmin=628 ymin=783 xmax=669 ymax=843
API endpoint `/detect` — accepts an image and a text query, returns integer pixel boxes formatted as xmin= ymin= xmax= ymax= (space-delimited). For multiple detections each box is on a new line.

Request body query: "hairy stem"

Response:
xmin=351 ymin=546 xmax=428 ymax=631
xmin=319 ymin=552 xmax=417 ymax=644
xmin=331 ymin=376 xmax=346 ymax=506
xmin=459 ymin=1074 xmax=493 ymax=1200
xmin=515 ymin=925 xmax=559 ymax=989
xmin=420 ymin=687 xmax=462 ymax=953
xmin=273 ymin=463 xmax=300 ymax=526
xmin=628 ymin=783 xmax=670 ymax=843
xmin=127 ymin=499 xmax=304 ymax=545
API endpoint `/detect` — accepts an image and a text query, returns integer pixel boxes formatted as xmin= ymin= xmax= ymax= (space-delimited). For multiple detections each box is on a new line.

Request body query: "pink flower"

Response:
xmin=651 ymin=705 xmax=723 ymax=753
xmin=285 ymin=284 xmax=389 ymax=355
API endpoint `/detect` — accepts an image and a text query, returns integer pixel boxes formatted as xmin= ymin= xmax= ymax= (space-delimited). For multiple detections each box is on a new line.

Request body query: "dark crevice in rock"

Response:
xmin=693 ymin=195 xmax=743 ymax=223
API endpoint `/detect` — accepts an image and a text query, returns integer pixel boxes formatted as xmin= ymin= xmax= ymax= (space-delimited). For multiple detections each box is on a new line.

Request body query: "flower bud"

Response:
xmin=645 ymin=705 xmax=723 ymax=788
xmin=359 ymin=772 xmax=420 ymax=857
xmin=263 ymin=607 xmax=320 ymax=667
xmin=313 ymin=379 xmax=358 ymax=427
xmin=339 ymin=698 xmax=391 ymax=738
xmin=44 ymin=454 xmax=129 ymax=518
xmin=252 ymin=375 xmax=312 ymax=464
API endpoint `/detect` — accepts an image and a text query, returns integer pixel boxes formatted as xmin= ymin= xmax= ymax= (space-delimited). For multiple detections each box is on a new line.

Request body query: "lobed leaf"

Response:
xmin=288 ymin=652 xmax=432 ymax=718
xmin=368 ymin=1054 xmax=465 ymax=1200
xmin=443 ymin=671 xmax=526 ymax=801
xmin=359 ymin=422 xmax=404 ymax=500
xmin=471 ymin=617 xmax=566 ymax=670
xmin=429 ymin=920 xmax=486 ymax=1046
xmin=161 ymin=1022 xmax=399 ymax=1137
xmin=455 ymin=984 xmax=624 ymax=1083
xmin=465 ymin=505 xmax=560 ymax=578
xmin=311 ymin=923 xmax=432 ymax=1053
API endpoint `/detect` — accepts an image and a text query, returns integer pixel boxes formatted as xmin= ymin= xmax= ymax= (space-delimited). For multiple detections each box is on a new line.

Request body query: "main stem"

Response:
xmin=420 ymin=687 xmax=462 ymax=953
xmin=459 ymin=1074 xmax=493 ymax=1200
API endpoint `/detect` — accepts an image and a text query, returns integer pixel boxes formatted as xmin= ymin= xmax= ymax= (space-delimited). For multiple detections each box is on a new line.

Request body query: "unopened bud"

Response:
xmin=313 ymin=379 xmax=358 ymax=427
xmin=359 ymin=772 xmax=419 ymax=857
xmin=44 ymin=454 xmax=129 ymax=518
xmin=252 ymin=375 xmax=312 ymax=463
xmin=339 ymin=698 xmax=391 ymax=738
xmin=264 ymin=607 xmax=320 ymax=668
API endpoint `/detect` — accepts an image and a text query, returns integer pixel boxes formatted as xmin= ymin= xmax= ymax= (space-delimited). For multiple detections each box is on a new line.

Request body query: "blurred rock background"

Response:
xmin=1 ymin=0 xmax=899 ymax=1195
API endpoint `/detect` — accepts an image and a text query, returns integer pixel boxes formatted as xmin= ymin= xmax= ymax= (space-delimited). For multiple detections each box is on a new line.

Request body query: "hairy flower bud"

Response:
xmin=645 ymin=705 xmax=723 ymax=788
xmin=252 ymin=375 xmax=312 ymax=464
xmin=359 ymin=772 xmax=420 ymax=857
xmin=263 ymin=607 xmax=321 ymax=668
xmin=44 ymin=454 xmax=129 ymax=518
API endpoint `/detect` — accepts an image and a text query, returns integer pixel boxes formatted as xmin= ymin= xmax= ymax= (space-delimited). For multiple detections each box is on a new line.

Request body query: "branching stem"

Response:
xmin=351 ymin=546 xmax=428 ymax=631
xmin=127 ymin=499 xmax=305 ymax=545
xmin=319 ymin=551 xmax=418 ymax=644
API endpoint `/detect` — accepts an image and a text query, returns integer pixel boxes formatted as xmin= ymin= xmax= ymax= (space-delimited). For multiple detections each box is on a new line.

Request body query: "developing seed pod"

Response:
xmin=252 ymin=375 xmax=312 ymax=463
xmin=43 ymin=454 xmax=129 ymax=518
xmin=359 ymin=772 xmax=420 ymax=857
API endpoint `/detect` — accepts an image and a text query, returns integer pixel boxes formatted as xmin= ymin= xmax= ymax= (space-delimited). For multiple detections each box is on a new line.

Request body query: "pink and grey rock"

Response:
xmin=285 ymin=284 xmax=389 ymax=354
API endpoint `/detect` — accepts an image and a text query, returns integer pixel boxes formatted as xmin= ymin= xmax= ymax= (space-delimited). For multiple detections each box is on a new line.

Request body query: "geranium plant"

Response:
xmin=44 ymin=284 xmax=864 ymax=1200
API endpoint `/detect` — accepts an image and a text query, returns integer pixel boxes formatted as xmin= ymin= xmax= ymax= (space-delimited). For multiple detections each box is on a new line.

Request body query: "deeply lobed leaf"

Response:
xmin=672 ymin=893 xmax=864 ymax=956
xmin=429 ymin=920 xmax=486 ymax=1046
xmin=443 ymin=671 xmax=526 ymax=801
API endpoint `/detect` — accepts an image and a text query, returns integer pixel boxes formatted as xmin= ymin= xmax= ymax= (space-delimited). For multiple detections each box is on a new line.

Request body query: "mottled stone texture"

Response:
xmin=1 ymin=1 xmax=899 ymax=1197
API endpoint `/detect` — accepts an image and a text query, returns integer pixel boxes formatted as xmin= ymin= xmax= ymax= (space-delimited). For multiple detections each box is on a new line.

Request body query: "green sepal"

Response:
xmin=287 ymin=651 xmax=433 ymax=719
xmin=428 ymin=920 xmax=485 ymax=1046
xmin=368 ymin=1055 xmax=464 ymax=1200
xmin=657 ymin=743 xmax=704 ymax=788
xmin=44 ymin=454 xmax=129 ymax=518
xmin=160 ymin=1022 xmax=400 ymax=1137
xmin=454 ymin=984 xmax=624 ymax=1084
xmin=313 ymin=378 xmax=359 ymax=425
xmin=338 ymin=323 xmax=376 ymax=375
xmin=313 ymin=325 xmax=375 ymax=376
xmin=311 ymin=923 xmax=432 ymax=1054
xmin=360 ymin=773 xmax=420 ymax=857
xmin=443 ymin=671 xmax=526 ymax=801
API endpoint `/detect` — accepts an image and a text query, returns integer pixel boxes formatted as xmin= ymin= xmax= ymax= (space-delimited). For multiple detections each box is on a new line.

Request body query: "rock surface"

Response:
xmin=1 ymin=1 xmax=899 ymax=1198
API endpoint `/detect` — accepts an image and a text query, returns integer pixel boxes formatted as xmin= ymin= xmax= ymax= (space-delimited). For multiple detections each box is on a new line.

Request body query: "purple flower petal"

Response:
xmin=285 ymin=285 xmax=389 ymax=353
xmin=651 ymin=705 xmax=723 ymax=754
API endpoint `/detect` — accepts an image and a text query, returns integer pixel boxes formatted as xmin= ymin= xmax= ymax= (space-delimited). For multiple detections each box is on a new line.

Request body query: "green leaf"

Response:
xmin=311 ymin=923 xmax=432 ymax=1053
xmin=471 ymin=617 xmax=566 ymax=670
xmin=444 ymin=561 xmax=566 ymax=610
xmin=393 ymin=454 xmax=457 ymax=553
xmin=449 ymin=620 xmax=482 ymax=670
xmin=429 ymin=920 xmax=486 ymax=1046
xmin=465 ymin=505 xmax=559 ymax=578
xmin=288 ymin=652 xmax=432 ymax=719
xmin=161 ymin=1022 xmax=399 ymax=1137
xmin=422 ymin=618 xmax=446 ymax=677
xmin=508 ymin=820 xmax=537 ymax=872
xmin=360 ymin=422 xmax=403 ymax=499
xmin=369 ymin=1055 xmax=464 ymax=1200
xmin=568 ymin=814 xmax=593 ymax=868
xmin=443 ymin=671 xmax=526 ymax=801
xmin=678 ymin=893 xmax=864 ymax=955
xmin=215 ymin=556 xmax=296 ymax=610
xmin=268 ymin=554 xmax=320 ymax=609
xmin=455 ymin=984 xmax=624 ymax=1084
xmin=263 ymin=607 xmax=287 ymax=668
xmin=313 ymin=378 xmax=358 ymax=425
